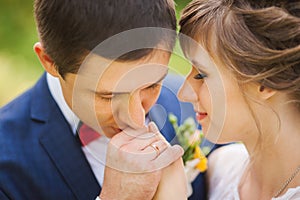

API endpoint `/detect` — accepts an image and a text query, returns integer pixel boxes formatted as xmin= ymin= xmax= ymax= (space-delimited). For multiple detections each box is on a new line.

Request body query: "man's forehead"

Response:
xmin=99 ymin=64 xmax=168 ymax=93
xmin=77 ymin=53 xmax=169 ymax=92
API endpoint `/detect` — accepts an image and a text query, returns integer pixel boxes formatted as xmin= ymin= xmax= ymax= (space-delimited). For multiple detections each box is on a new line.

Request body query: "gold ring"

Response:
xmin=150 ymin=144 xmax=160 ymax=157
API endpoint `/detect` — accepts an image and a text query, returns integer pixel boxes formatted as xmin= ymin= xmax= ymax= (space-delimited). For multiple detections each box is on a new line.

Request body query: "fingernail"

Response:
xmin=149 ymin=121 xmax=159 ymax=133
xmin=173 ymin=145 xmax=184 ymax=157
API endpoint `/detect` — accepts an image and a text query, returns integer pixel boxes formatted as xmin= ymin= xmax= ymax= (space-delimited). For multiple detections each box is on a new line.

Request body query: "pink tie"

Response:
xmin=78 ymin=123 xmax=101 ymax=146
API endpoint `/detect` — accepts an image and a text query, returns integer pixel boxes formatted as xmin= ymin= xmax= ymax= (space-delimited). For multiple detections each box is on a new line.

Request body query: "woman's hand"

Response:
xmin=100 ymin=122 xmax=184 ymax=200
xmin=153 ymin=158 xmax=188 ymax=200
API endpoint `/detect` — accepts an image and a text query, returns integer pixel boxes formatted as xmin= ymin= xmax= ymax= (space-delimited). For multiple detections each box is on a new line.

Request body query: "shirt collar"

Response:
xmin=46 ymin=73 xmax=80 ymax=134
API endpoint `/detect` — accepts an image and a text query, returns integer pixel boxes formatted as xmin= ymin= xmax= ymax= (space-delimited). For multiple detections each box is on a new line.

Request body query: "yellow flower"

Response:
xmin=194 ymin=146 xmax=208 ymax=172
xmin=168 ymin=113 xmax=210 ymax=172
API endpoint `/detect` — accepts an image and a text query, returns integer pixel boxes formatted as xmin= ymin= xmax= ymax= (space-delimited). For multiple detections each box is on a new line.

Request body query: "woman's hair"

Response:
xmin=179 ymin=0 xmax=300 ymax=111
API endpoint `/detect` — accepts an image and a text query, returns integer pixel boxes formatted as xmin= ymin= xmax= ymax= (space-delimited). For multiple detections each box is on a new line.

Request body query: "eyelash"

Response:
xmin=146 ymin=83 xmax=160 ymax=90
xmin=100 ymin=96 xmax=112 ymax=102
xmin=99 ymin=84 xmax=159 ymax=102
xmin=194 ymin=73 xmax=207 ymax=80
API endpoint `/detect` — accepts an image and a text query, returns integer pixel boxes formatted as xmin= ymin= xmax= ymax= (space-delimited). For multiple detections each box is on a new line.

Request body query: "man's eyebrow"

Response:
xmin=96 ymin=72 xmax=168 ymax=96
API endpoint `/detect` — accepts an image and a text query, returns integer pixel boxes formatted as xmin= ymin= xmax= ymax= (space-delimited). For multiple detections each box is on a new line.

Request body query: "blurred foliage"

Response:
xmin=0 ymin=0 xmax=192 ymax=106
xmin=170 ymin=0 xmax=193 ymax=76
xmin=0 ymin=0 xmax=42 ymax=106
xmin=0 ymin=0 xmax=38 ymax=61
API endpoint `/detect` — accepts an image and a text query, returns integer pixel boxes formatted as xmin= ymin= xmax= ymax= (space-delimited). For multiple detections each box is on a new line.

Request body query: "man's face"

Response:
xmin=58 ymin=50 xmax=170 ymax=138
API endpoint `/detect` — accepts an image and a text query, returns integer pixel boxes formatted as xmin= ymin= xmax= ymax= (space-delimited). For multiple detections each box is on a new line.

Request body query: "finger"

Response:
xmin=110 ymin=127 xmax=148 ymax=148
xmin=126 ymin=132 xmax=160 ymax=151
xmin=148 ymin=122 xmax=170 ymax=146
xmin=148 ymin=121 xmax=160 ymax=133
xmin=107 ymin=140 xmax=168 ymax=173
xmin=142 ymin=139 xmax=169 ymax=160
xmin=123 ymin=126 xmax=148 ymax=137
xmin=150 ymin=145 xmax=184 ymax=171
xmin=110 ymin=132 xmax=133 ymax=148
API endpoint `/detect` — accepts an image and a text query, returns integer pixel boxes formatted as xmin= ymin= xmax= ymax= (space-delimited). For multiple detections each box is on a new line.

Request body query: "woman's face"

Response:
xmin=177 ymin=45 xmax=257 ymax=144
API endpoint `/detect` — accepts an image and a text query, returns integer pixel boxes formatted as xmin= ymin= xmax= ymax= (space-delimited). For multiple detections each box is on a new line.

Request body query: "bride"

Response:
xmin=154 ymin=0 xmax=300 ymax=199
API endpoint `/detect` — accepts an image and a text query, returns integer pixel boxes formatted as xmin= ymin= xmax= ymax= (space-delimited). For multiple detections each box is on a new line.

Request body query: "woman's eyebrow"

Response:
xmin=191 ymin=59 xmax=209 ymax=74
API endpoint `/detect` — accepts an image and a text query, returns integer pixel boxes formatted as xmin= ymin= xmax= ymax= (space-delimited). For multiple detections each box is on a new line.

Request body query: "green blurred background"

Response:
xmin=0 ymin=0 xmax=192 ymax=107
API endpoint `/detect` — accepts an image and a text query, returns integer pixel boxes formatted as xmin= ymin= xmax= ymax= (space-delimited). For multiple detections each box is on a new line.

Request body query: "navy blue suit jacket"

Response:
xmin=0 ymin=73 xmax=208 ymax=200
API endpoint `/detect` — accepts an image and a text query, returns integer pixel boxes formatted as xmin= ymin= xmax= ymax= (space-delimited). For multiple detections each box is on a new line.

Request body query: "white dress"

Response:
xmin=207 ymin=143 xmax=300 ymax=200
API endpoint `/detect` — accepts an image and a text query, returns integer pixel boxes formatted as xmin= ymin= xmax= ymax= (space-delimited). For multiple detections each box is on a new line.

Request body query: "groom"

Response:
xmin=0 ymin=0 xmax=208 ymax=199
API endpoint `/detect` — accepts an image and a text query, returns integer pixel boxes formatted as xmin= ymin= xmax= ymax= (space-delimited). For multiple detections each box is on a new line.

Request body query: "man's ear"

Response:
xmin=257 ymin=85 xmax=277 ymax=100
xmin=34 ymin=42 xmax=59 ymax=77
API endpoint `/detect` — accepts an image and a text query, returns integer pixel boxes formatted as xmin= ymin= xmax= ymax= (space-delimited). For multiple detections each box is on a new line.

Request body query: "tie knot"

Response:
xmin=77 ymin=123 xmax=101 ymax=146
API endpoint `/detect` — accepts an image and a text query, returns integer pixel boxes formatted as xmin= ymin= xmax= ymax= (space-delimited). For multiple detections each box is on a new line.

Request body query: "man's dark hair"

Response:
xmin=34 ymin=0 xmax=177 ymax=77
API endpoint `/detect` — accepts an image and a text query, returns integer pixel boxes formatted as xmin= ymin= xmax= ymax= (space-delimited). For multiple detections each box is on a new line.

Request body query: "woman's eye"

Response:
xmin=194 ymin=73 xmax=207 ymax=80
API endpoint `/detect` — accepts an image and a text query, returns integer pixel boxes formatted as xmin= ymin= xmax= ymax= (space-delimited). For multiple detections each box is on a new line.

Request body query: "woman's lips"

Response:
xmin=196 ymin=112 xmax=208 ymax=121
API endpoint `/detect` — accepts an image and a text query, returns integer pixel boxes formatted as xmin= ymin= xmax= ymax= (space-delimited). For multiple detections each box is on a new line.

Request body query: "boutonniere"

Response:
xmin=169 ymin=113 xmax=210 ymax=197
xmin=169 ymin=113 xmax=209 ymax=172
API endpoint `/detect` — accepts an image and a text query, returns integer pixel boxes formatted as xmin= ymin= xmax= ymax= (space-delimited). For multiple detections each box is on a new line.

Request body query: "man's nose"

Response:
xmin=127 ymin=90 xmax=146 ymax=129
xmin=177 ymin=78 xmax=198 ymax=103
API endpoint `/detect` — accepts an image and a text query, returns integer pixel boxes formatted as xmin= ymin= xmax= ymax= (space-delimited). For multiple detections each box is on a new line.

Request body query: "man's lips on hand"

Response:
xmin=112 ymin=127 xmax=123 ymax=133
xmin=196 ymin=112 xmax=208 ymax=121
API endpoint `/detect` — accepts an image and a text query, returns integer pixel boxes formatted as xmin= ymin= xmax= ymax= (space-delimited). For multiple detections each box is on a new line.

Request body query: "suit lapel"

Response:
xmin=31 ymin=73 xmax=100 ymax=199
